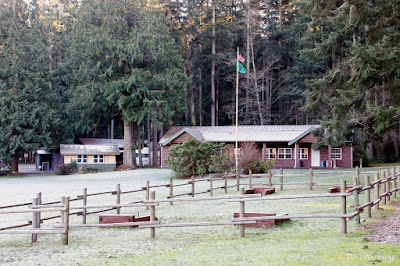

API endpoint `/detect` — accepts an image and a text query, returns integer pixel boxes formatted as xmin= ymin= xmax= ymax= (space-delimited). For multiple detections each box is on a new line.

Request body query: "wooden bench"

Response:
xmin=245 ymin=186 xmax=275 ymax=196
xmin=328 ymin=186 xmax=353 ymax=193
xmin=233 ymin=212 xmax=290 ymax=228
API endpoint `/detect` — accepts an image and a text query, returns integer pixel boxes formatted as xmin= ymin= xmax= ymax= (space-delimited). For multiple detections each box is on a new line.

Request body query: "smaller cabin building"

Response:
xmin=60 ymin=144 xmax=120 ymax=170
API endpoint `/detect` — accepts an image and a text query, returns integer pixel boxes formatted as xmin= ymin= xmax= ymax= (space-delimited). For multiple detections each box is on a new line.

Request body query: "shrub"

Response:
xmin=166 ymin=138 xmax=233 ymax=177
xmin=78 ymin=167 xmax=99 ymax=174
xmin=57 ymin=165 xmax=74 ymax=175
xmin=57 ymin=160 xmax=79 ymax=175
xmin=242 ymin=159 xmax=276 ymax=174
xmin=209 ymin=147 xmax=234 ymax=174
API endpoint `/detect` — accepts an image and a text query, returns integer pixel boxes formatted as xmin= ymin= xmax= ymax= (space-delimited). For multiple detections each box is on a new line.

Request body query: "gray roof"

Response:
xmin=78 ymin=138 xmax=124 ymax=149
xmin=159 ymin=125 xmax=321 ymax=146
xmin=60 ymin=144 xmax=120 ymax=155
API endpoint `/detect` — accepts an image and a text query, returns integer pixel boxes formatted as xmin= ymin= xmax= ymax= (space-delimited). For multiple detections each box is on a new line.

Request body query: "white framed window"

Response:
xmin=94 ymin=155 xmax=104 ymax=163
xmin=331 ymin=148 xmax=342 ymax=160
xmin=266 ymin=148 xmax=276 ymax=159
xmin=299 ymin=148 xmax=308 ymax=159
xmin=278 ymin=148 xmax=292 ymax=159
xmin=77 ymin=155 xmax=87 ymax=163
xmin=234 ymin=148 xmax=243 ymax=158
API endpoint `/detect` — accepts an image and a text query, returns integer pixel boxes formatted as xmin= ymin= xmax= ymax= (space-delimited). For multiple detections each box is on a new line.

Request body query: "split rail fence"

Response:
xmin=0 ymin=167 xmax=399 ymax=244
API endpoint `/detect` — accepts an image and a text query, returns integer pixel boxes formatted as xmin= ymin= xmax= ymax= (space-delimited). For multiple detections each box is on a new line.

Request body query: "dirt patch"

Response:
xmin=361 ymin=201 xmax=400 ymax=243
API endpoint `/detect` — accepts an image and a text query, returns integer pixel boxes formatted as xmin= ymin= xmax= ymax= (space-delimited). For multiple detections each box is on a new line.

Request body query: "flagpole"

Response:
xmin=235 ymin=47 xmax=239 ymax=175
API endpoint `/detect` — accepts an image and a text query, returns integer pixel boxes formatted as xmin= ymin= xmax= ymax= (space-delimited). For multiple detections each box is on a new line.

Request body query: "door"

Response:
xmin=311 ymin=149 xmax=320 ymax=167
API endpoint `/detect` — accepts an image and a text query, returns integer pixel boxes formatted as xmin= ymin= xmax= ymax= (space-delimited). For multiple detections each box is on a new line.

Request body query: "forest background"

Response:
xmin=0 ymin=0 xmax=399 ymax=172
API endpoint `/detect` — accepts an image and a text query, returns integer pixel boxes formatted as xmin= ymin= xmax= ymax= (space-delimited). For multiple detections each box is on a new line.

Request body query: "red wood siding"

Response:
xmin=171 ymin=132 xmax=194 ymax=144
xmin=298 ymin=133 xmax=318 ymax=143
xmin=161 ymin=135 xmax=353 ymax=169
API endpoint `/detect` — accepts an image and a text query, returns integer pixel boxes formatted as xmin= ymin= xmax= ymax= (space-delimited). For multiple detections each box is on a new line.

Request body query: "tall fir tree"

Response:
xmin=64 ymin=0 xmax=187 ymax=168
xmin=0 ymin=0 xmax=62 ymax=172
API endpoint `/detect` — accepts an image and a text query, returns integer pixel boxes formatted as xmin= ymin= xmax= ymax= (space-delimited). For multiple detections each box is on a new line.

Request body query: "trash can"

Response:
xmin=320 ymin=161 xmax=326 ymax=167
xmin=299 ymin=161 xmax=303 ymax=167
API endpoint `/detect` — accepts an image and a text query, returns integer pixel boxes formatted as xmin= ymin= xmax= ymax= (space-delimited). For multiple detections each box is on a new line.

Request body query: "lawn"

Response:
xmin=0 ymin=167 xmax=399 ymax=265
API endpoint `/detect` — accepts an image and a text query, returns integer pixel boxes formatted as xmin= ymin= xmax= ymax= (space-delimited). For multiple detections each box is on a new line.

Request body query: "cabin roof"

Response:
xmin=159 ymin=125 xmax=321 ymax=146
xmin=60 ymin=144 xmax=120 ymax=155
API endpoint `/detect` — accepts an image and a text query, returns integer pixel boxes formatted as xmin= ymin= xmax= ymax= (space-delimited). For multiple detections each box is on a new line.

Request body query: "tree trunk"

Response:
xmin=152 ymin=121 xmax=158 ymax=167
xmin=10 ymin=152 xmax=19 ymax=173
xmin=123 ymin=119 xmax=135 ymax=168
xmin=211 ymin=0 xmax=216 ymax=126
xmin=135 ymin=122 xmax=143 ymax=168
xmin=147 ymin=116 xmax=152 ymax=166
xmin=111 ymin=118 xmax=114 ymax=139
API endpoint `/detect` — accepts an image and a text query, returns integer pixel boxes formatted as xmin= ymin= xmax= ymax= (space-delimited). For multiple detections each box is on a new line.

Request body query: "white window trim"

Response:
xmin=299 ymin=148 xmax=308 ymax=159
xmin=331 ymin=148 xmax=342 ymax=160
xmin=77 ymin=155 xmax=87 ymax=164
xmin=94 ymin=155 xmax=104 ymax=164
xmin=266 ymin=148 xmax=276 ymax=159
xmin=278 ymin=148 xmax=292 ymax=159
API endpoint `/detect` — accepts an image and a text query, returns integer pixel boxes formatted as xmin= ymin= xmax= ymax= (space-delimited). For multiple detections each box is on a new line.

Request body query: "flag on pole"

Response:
xmin=238 ymin=53 xmax=245 ymax=63
xmin=238 ymin=62 xmax=246 ymax=73
xmin=237 ymin=53 xmax=246 ymax=73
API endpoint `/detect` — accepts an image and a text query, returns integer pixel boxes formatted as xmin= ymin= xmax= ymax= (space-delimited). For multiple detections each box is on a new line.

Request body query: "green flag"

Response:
xmin=238 ymin=62 xmax=246 ymax=73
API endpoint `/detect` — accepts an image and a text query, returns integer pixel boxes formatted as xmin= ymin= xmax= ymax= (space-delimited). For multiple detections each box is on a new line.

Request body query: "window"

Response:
xmin=77 ymin=155 xmax=87 ymax=163
xmin=234 ymin=148 xmax=242 ymax=158
xmin=278 ymin=148 xmax=292 ymax=159
xmin=266 ymin=148 xmax=276 ymax=159
xmin=299 ymin=148 xmax=308 ymax=159
xmin=331 ymin=148 xmax=342 ymax=160
xmin=94 ymin=155 xmax=104 ymax=163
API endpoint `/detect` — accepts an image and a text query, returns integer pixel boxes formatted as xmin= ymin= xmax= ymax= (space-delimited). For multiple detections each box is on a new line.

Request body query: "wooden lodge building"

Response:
xmin=159 ymin=125 xmax=353 ymax=169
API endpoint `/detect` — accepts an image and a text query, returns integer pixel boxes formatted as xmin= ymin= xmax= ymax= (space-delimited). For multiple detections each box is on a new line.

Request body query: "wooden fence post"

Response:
xmin=37 ymin=192 xmax=42 ymax=227
xmin=391 ymin=168 xmax=396 ymax=198
xmin=191 ymin=176 xmax=195 ymax=197
xmin=224 ymin=173 xmax=228 ymax=193
xmin=116 ymin=184 xmax=121 ymax=214
xmin=365 ymin=175 xmax=371 ymax=218
xmin=340 ymin=179 xmax=347 ymax=234
xmin=146 ymin=181 xmax=150 ymax=210
xmin=31 ymin=197 xmax=39 ymax=243
xmin=249 ymin=170 xmax=252 ymax=189
xmin=280 ymin=168 xmax=283 ymax=191
xmin=381 ymin=170 xmax=387 ymax=205
xmin=150 ymin=191 xmax=156 ymax=238
xmin=268 ymin=169 xmax=272 ymax=187
xmin=169 ymin=178 xmax=174 ymax=205
xmin=356 ymin=166 xmax=360 ymax=184
xmin=353 ymin=178 xmax=360 ymax=224
xmin=62 ymin=196 xmax=70 ymax=245
xmin=309 ymin=168 xmax=313 ymax=191
xmin=385 ymin=169 xmax=391 ymax=202
xmin=82 ymin=188 xmax=87 ymax=224
xmin=209 ymin=174 xmax=213 ymax=196
xmin=374 ymin=172 xmax=380 ymax=211
xmin=239 ymin=187 xmax=245 ymax=238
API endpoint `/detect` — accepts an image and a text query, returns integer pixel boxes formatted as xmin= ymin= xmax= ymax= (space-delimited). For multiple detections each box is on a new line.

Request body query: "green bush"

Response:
xmin=242 ymin=159 xmax=276 ymax=174
xmin=57 ymin=160 xmax=79 ymax=175
xmin=166 ymin=138 xmax=233 ymax=177
xmin=78 ymin=166 xmax=99 ymax=174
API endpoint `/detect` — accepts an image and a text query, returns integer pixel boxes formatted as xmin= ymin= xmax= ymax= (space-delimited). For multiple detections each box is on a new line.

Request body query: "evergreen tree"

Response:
xmin=0 ymin=0 xmax=62 ymax=172
xmin=65 ymin=0 xmax=187 ymax=168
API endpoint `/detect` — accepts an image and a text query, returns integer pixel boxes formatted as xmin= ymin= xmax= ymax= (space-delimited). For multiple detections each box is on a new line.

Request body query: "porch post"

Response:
xmin=294 ymin=142 xmax=298 ymax=168
xmin=262 ymin=143 xmax=266 ymax=161
xmin=328 ymin=145 xmax=332 ymax=168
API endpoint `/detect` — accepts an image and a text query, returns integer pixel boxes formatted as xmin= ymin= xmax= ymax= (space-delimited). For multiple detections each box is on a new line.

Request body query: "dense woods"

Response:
xmin=0 ymin=0 xmax=399 ymax=171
